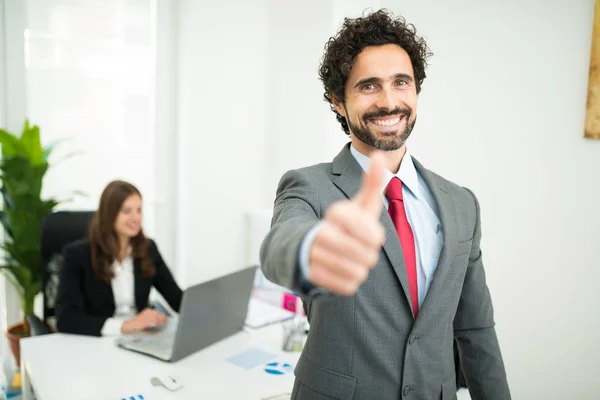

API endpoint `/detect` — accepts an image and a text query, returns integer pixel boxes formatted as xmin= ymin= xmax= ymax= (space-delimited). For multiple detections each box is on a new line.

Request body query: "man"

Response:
xmin=260 ymin=9 xmax=511 ymax=400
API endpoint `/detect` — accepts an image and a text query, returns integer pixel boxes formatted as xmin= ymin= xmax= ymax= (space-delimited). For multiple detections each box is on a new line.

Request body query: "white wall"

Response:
xmin=263 ymin=0 xmax=342 ymax=207
xmin=175 ymin=0 xmax=268 ymax=284
xmin=379 ymin=1 xmax=599 ymax=399
xmin=152 ymin=0 xmax=179 ymax=270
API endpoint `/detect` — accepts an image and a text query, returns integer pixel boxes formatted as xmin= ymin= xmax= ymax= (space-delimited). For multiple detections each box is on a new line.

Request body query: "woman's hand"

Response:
xmin=121 ymin=308 xmax=168 ymax=333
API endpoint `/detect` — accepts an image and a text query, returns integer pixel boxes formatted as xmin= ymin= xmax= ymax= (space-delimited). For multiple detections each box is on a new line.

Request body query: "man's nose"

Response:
xmin=375 ymin=87 xmax=396 ymax=112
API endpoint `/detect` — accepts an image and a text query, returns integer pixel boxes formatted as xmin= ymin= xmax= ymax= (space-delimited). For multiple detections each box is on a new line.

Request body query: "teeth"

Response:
xmin=372 ymin=117 xmax=400 ymax=126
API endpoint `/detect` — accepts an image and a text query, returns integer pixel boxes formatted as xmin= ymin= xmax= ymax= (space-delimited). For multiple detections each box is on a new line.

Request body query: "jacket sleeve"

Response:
xmin=150 ymin=240 xmax=183 ymax=312
xmin=55 ymin=243 xmax=108 ymax=337
xmin=453 ymin=188 xmax=511 ymax=399
xmin=259 ymin=169 xmax=321 ymax=293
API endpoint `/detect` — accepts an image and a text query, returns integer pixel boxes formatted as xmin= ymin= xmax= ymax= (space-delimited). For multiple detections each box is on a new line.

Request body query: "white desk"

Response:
xmin=20 ymin=324 xmax=298 ymax=400
xmin=20 ymin=324 xmax=473 ymax=400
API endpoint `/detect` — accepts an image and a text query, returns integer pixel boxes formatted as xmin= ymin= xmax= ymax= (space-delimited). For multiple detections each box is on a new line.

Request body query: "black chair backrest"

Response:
xmin=40 ymin=210 xmax=95 ymax=321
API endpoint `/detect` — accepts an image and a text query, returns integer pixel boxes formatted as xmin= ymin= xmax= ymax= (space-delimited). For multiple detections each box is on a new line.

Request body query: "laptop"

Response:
xmin=115 ymin=265 xmax=258 ymax=362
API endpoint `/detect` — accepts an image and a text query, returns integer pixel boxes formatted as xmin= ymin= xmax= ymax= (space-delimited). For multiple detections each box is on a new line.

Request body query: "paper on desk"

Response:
xmin=245 ymin=297 xmax=295 ymax=328
xmin=227 ymin=348 xmax=276 ymax=369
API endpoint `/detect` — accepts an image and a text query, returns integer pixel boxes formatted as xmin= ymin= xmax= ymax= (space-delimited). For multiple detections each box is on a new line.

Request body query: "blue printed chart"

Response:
xmin=264 ymin=362 xmax=294 ymax=375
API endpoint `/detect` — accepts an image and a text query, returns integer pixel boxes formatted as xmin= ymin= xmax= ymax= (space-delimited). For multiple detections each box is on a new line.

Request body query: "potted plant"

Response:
xmin=0 ymin=120 xmax=64 ymax=366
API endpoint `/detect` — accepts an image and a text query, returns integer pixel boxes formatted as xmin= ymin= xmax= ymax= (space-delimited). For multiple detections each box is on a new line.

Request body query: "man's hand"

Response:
xmin=121 ymin=308 xmax=168 ymax=333
xmin=308 ymin=152 xmax=386 ymax=295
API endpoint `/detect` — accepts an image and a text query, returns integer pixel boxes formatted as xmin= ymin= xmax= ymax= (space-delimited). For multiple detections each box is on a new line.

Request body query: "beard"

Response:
xmin=346 ymin=106 xmax=416 ymax=151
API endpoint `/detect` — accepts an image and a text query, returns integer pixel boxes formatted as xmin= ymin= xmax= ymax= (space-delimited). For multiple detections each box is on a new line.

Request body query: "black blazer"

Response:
xmin=55 ymin=238 xmax=182 ymax=336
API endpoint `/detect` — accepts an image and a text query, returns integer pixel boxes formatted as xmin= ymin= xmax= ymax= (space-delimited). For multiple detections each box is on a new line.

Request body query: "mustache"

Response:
xmin=363 ymin=108 xmax=411 ymax=121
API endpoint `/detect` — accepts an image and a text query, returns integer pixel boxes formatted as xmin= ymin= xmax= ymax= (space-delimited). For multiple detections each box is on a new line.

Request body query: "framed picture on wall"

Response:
xmin=585 ymin=0 xmax=600 ymax=139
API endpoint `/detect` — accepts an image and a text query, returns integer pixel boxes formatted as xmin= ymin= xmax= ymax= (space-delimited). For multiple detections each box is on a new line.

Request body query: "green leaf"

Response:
xmin=24 ymin=281 xmax=41 ymax=301
xmin=42 ymin=199 xmax=60 ymax=212
xmin=72 ymin=190 xmax=87 ymax=197
xmin=0 ymin=209 xmax=14 ymax=239
xmin=20 ymin=124 xmax=44 ymax=165
xmin=42 ymin=138 xmax=67 ymax=162
xmin=0 ymin=129 xmax=24 ymax=158
xmin=0 ymin=266 xmax=25 ymax=297
xmin=0 ymin=265 xmax=24 ymax=297
xmin=56 ymin=191 xmax=87 ymax=204
xmin=0 ymin=184 xmax=14 ymax=209
xmin=1 ymin=157 xmax=49 ymax=198
xmin=48 ymin=150 xmax=85 ymax=166
xmin=0 ymin=119 xmax=70 ymax=316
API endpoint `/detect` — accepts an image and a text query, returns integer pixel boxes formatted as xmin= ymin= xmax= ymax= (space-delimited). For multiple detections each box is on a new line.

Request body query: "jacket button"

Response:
xmin=403 ymin=385 xmax=412 ymax=396
xmin=408 ymin=335 xmax=416 ymax=344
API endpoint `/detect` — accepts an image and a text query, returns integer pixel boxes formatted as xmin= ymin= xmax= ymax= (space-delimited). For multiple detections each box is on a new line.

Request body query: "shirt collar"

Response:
xmin=349 ymin=143 xmax=421 ymax=200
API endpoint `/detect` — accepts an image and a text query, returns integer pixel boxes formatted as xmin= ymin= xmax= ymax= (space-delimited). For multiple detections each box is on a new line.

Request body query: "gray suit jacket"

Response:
xmin=260 ymin=144 xmax=511 ymax=400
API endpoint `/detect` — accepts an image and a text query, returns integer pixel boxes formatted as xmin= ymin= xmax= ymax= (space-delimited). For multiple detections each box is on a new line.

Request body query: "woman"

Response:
xmin=55 ymin=180 xmax=182 ymax=336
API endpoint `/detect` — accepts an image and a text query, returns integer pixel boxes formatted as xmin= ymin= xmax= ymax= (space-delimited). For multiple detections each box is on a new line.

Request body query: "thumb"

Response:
xmin=354 ymin=151 xmax=385 ymax=216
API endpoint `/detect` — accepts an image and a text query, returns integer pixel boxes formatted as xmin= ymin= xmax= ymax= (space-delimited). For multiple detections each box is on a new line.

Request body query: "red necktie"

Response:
xmin=385 ymin=177 xmax=419 ymax=318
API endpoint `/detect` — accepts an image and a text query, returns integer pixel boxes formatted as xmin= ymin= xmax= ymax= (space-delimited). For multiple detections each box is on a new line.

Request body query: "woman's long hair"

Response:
xmin=88 ymin=180 xmax=155 ymax=282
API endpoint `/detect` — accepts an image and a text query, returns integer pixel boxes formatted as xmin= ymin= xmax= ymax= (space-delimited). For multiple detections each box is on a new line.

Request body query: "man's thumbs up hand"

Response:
xmin=307 ymin=152 xmax=386 ymax=295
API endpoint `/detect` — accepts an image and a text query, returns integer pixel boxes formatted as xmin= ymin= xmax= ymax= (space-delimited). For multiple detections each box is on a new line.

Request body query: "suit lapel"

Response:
xmin=102 ymin=280 xmax=115 ymax=310
xmin=411 ymin=159 xmax=459 ymax=325
xmin=331 ymin=145 xmax=413 ymax=311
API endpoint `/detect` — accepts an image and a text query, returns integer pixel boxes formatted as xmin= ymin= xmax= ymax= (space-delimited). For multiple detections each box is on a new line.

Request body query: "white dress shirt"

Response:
xmin=300 ymin=145 xmax=444 ymax=307
xmin=101 ymin=249 xmax=136 ymax=336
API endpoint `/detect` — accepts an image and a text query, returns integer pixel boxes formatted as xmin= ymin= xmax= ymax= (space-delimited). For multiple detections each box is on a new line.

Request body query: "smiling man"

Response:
xmin=260 ymin=9 xmax=511 ymax=400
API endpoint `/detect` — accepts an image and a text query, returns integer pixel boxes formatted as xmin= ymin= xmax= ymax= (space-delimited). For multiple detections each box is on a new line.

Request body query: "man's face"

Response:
xmin=333 ymin=44 xmax=418 ymax=151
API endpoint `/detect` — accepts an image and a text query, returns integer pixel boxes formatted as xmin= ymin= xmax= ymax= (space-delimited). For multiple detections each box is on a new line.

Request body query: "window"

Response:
xmin=24 ymin=0 xmax=157 ymax=222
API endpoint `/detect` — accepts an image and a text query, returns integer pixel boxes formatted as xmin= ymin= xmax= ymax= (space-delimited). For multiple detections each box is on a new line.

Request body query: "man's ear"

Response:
xmin=331 ymin=93 xmax=346 ymax=117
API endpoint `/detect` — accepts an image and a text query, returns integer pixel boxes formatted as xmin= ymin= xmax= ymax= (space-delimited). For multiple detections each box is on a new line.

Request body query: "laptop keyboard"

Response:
xmin=141 ymin=336 xmax=174 ymax=350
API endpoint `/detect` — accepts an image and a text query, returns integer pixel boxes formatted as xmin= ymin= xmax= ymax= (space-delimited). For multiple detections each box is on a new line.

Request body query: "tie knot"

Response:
xmin=385 ymin=177 xmax=403 ymax=201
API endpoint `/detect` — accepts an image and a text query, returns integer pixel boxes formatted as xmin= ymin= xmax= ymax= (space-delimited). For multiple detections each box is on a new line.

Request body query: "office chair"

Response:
xmin=28 ymin=210 xmax=96 ymax=336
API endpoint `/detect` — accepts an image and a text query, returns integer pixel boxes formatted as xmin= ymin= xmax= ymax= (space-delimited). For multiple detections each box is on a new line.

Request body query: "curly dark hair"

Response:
xmin=318 ymin=9 xmax=433 ymax=134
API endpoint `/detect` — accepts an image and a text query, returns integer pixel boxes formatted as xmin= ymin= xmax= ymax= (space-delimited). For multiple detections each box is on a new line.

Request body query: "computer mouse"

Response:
xmin=150 ymin=374 xmax=183 ymax=391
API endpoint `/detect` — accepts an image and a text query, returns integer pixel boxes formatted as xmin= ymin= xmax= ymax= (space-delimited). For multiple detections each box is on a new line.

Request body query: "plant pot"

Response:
xmin=5 ymin=322 xmax=28 ymax=367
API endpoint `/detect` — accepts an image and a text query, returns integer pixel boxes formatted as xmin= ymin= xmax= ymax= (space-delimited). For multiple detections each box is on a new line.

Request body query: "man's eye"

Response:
xmin=362 ymin=83 xmax=376 ymax=91
xmin=396 ymin=80 xmax=407 ymax=86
